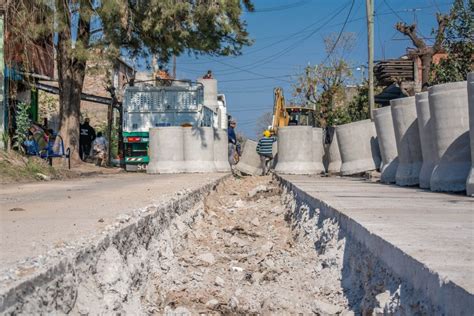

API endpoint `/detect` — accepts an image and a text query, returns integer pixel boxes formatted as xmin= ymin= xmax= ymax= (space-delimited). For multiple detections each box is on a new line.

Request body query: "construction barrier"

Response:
xmin=197 ymin=78 xmax=218 ymax=111
xmin=373 ymin=106 xmax=398 ymax=183
xmin=466 ymin=73 xmax=474 ymax=196
xmin=275 ymin=126 xmax=321 ymax=175
xmin=415 ymin=91 xmax=436 ymax=189
xmin=183 ymin=127 xmax=217 ymax=173
xmin=312 ymin=128 xmax=325 ymax=173
xmin=213 ymin=128 xmax=231 ymax=172
xmin=236 ymin=140 xmax=263 ymax=176
xmin=323 ymin=127 xmax=342 ymax=174
xmin=390 ymin=96 xmax=423 ymax=186
xmin=336 ymin=119 xmax=380 ymax=176
xmin=429 ymin=81 xmax=470 ymax=192
xmin=147 ymin=127 xmax=185 ymax=174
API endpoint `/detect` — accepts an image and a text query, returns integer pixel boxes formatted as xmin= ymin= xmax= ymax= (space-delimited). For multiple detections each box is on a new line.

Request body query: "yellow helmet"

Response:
xmin=263 ymin=130 xmax=271 ymax=137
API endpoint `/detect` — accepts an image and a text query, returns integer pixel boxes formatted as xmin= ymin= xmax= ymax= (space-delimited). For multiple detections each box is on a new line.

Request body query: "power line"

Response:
xmin=247 ymin=0 xmax=310 ymax=13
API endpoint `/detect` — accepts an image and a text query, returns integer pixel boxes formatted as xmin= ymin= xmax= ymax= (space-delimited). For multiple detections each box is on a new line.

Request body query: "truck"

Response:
xmin=122 ymin=80 xmax=216 ymax=171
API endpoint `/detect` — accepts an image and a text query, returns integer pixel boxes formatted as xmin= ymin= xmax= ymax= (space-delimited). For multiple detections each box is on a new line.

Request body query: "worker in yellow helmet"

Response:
xmin=256 ymin=129 xmax=277 ymax=176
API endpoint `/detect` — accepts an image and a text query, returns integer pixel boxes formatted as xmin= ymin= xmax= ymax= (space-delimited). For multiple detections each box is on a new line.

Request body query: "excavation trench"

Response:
xmin=2 ymin=175 xmax=433 ymax=314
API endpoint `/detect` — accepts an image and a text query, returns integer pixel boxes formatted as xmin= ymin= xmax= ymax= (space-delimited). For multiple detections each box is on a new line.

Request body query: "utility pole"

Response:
xmin=366 ymin=0 xmax=375 ymax=120
xmin=172 ymin=55 xmax=177 ymax=79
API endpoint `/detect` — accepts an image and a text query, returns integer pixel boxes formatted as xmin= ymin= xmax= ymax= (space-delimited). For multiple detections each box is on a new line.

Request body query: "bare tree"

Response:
xmin=255 ymin=112 xmax=273 ymax=139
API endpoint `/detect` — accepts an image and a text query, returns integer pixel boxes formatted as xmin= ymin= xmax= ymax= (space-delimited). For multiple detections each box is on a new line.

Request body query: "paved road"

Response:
xmin=281 ymin=175 xmax=474 ymax=294
xmin=0 ymin=173 xmax=225 ymax=269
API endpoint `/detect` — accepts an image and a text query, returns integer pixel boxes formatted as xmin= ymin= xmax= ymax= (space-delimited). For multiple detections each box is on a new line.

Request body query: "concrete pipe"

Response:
xmin=323 ymin=127 xmax=342 ymax=174
xmin=467 ymin=73 xmax=474 ymax=196
xmin=390 ymin=97 xmax=423 ymax=186
xmin=415 ymin=92 xmax=436 ymax=189
xmin=213 ymin=128 xmax=231 ymax=172
xmin=147 ymin=127 xmax=184 ymax=174
xmin=275 ymin=126 xmax=321 ymax=175
xmin=197 ymin=78 xmax=218 ymax=111
xmin=236 ymin=140 xmax=263 ymax=176
xmin=183 ymin=127 xmax=217 ymax=173
xmin=336 ymin=119 xmax=380 ymax=176
xmin=429 ymin=81 xmax=470 ymax=192
xmin=312 ymin=128 xmax=325 ymax=173
xmin=373 ymin=106 xmax=399 ymax=183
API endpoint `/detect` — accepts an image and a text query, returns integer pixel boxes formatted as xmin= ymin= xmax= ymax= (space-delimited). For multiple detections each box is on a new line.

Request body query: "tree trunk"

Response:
xmin=420 ymin=53 xmax=433 ymax=90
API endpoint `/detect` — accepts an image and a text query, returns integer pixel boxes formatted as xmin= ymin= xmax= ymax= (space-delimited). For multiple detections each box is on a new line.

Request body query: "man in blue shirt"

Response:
xmin=256 ymin=130 xmax=277 ymax=175
xmin=228 ymin=119 xmax=238 ymax=168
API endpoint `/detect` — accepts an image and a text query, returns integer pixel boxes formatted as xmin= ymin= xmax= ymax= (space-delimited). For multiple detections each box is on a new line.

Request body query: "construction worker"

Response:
xmin=79 ymin=118 xmax=96 ymax=161
xmin=91 ymin=131 xmax=108 ymax=167
xmin=203 ymin=70 xmax=213 ymax=79
xmin=256 ymin=130 xmax=277 ymax=176
xmin=228 ymin=119 xmax=239 ymax=168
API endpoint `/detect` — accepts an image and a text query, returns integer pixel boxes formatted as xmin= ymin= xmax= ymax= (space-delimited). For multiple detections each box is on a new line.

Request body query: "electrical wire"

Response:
xmin=247 ymin=0 xmax=310 ymax=13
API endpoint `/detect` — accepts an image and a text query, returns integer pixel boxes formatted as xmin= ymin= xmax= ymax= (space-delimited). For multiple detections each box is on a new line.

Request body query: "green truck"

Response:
xmin=122 ymin=80 xmax=215 ymax=171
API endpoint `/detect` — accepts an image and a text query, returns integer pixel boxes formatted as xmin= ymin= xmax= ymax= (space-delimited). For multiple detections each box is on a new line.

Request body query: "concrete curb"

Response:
xmin=0 ymin=174 xmax=230 ymax=314
xmin=275 ymin=174 xmax=474 ymax=315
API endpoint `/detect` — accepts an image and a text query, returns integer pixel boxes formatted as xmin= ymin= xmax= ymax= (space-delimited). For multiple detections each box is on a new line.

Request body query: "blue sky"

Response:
xmin=173 ymin=0 xmax=455 ymax=138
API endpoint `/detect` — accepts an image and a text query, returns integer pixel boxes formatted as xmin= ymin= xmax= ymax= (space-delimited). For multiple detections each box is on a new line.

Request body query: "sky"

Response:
xmin=171 ymin=0 xmax=455 ymax=139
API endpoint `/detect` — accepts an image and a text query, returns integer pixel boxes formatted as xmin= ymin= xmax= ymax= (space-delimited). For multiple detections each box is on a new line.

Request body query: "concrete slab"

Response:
xmin=0 ymin=173 xmax=226 ymax=271
xmin=279 ymin=175 xmax=474 ymax=295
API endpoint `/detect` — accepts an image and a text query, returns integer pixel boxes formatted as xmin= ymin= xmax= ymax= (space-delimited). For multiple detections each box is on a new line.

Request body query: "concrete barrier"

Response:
xmin=147 ymin=127 xmax=185 ymax=174
xmin=197 ymin=78 xmax=218 ymax=111
xmin=467 ymin=73 xmax=474 ymax=196
xmin=429 ymin=81 xmax=470 ymax=192
xmin=373 ymin=106 xmax=399 ymax=183
xmin=213 ymin=129 xmax=231 ymax=172
xmin=312 ymin=128 xmax=325 ymax=173
xmin=415 ymin=92 xmax=436 ymax=189
xmin=183 ymin=127 xmax=217 ymax=173
xmin=236 ymin=140 xmax=263 ymax=175
xmin=390 ymin=97 xmax=423 ymax=186
xmin=275 ymin=126 xmax=320 ymax=175
xmin=323 ymin=127 xmax=342 ymax=174
xmin=336 ymin=120 xmax=380 ymax=175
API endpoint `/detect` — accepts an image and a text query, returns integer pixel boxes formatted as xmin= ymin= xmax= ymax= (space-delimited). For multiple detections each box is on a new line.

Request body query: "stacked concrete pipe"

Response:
xmin=390 ymin=97 xmax=423 ymax=186
xmin=213 ymin=128 xmax=231 ymax=172
xmin=429 ymin=81 xmax=470 ymax=192
xmin=312 ymin=128 xmax=325 ymax=173
xmin=336 ymin=119 xmax=380 ymax=175
xmin=323 ymin=127 xmax=342 ymax=174
xmin=147 ymin=127 xmax=185 ymax=174
xmin=236 ymin=140 xmax=263 ymax=175
xmin=415 ymin=92 xmax=436 ymax=189
xmin=467 ymin=73 xmax=474 ymax=196
xmin=275 ymin=126 xmax=321 ymax=175
xmin=183 ymin=127 xmax=217 ymax=173
xmin=373 ymin=106 xmax=399 ymax=183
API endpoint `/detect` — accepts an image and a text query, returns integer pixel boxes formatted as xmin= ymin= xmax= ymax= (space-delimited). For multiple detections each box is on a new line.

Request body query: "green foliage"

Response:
xmin=13 ymin=102 xmax=31 ymax=154
xmin=430 ymin=0 xmax=474 ymax=84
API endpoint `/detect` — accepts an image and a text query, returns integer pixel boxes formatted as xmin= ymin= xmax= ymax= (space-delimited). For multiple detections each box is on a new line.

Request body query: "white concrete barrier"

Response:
xmin=323 ymin=127 xmax=342 ymax=174
xmin=312 ymin=128 xmax=325 ymax=173
xmin=429 ymin=81 xmax=470 ymax=192
xmin=336 ymin=119 xmax=380 ymax=175
xmin=197 ymin=78 xmax=218 ymax=111
xmin=236 ymin=140 xmax=263 ymax=175
xmin=147 ymin=127 xmax=185 ymax=174
xmin=183 ymin=127 xmax=217 ymax=173
xmin=213 ymin=129 xmax=231 ymax=172
xmin=373 ymin=106 xmax=398 ymax=183
xmin=275 ymin=126 xmax=320 ymax=175
xmin=415 ymin=92 xmax=436 ymax=189
xmin=390 ymin=97 xmax=423 ymax=186
xmin=466 ymin=73 xmax=474 ymax=196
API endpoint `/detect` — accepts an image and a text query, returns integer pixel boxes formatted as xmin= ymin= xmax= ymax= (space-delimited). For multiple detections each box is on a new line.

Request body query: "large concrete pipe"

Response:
xmin=323 ymin=127 xmax=342 ymax=174
xmin=390 ymin=97 xmax=423 ymax=186
xmin=415 ymin=92 xmax=436 ymax=189
xmin=336 ymin=119 xmax=380 ymax=175
xmin=147 ymin=127 xmax=184 ymax=174
xmin=213 ymin=128 xmax=231 ymax=172
xmin=467 ymin=73 xmax=474 ymax=196
xmin=183 ymin=127 xmax=217 ymax=173
xmin=197 ymin=78 xmax=218 ymax=111
xmin=236 ymin=140 xmax=263 ymax=175
xmin=373 ymin=106 xmax=399 ymax=183
xmin=275 ymin=126 xmax=321 ymax=175
xmin=429 ymin=81 xmax=470 ymax=192
xmin=312 ymin=128 xmax=325 ymax=173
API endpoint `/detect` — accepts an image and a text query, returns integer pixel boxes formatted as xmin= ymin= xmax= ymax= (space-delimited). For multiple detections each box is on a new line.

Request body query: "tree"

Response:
xmin=430 ymin=0 xmax=474 ymax=84
xmin=255 ymin=111 xmax=273 ymax=138
xmin=11 ymin=0 xmax=254 ymax=161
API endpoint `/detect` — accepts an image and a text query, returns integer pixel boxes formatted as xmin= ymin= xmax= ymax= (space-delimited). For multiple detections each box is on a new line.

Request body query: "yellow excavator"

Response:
xmin=271 ymin=87 xmax=316 ymax=134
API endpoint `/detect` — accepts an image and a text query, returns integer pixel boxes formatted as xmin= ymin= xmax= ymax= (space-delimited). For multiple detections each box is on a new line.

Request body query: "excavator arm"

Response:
xmin=271 ymin=87 xmax=288 ymax=134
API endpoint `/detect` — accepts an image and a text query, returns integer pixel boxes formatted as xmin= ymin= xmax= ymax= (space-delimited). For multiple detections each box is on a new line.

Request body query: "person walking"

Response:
xmin=79 ymin=118 xmax=96 ymax=161
xmin=256 ymin=130 xmax=277 ymax=176
xmin=228 ymin=119 xmax=239 ymax=170
xmin=91 ymin=132 xmax=108 ymax=167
